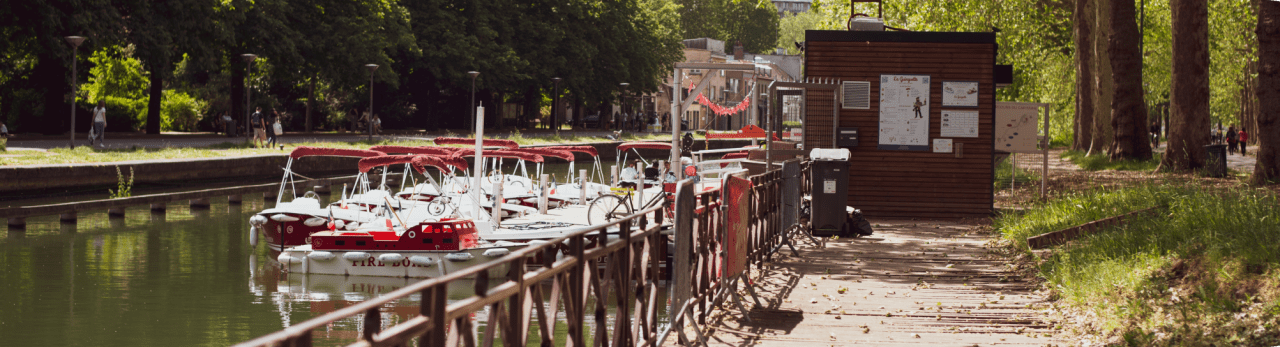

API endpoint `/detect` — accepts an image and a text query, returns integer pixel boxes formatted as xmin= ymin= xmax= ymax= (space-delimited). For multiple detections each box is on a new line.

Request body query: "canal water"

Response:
xmin=1 ymin=160 xmax=675 ymax=346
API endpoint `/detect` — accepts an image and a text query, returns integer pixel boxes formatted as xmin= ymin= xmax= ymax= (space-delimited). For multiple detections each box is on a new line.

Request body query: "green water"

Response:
xmin=2 ymin=185 xmax=669 ymax=346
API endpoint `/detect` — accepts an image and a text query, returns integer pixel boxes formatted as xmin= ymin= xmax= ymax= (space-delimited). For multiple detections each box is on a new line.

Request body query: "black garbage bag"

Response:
xmin=844 ymin=207 xmax=874 ymax=237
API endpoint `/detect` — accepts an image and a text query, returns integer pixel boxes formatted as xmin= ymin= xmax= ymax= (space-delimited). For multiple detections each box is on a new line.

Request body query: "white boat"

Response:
xmin=278 ymin=218 xmax=526 ymax=278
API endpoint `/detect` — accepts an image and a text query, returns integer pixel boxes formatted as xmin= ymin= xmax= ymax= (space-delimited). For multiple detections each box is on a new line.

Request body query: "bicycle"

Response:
xmin=587 ymin=181 xmax=673 ymax=225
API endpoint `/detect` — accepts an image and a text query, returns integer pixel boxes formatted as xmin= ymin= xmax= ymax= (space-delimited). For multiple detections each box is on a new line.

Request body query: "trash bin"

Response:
xmin=1204 ymin=144 xmax=1227 ymax=178
xmin=809 ymin=148 xmax=851 ymax=236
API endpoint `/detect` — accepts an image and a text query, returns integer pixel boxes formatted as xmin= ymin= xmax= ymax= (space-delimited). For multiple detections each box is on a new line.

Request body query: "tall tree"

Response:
xmin=1159 ymin=0 xmax=1210 ymax=172
xmin=1089 ymin=0 xmax=1113 ymax=155
xmin=1072 ymin=0 xmax=1094 ymax=151
xmin=120 ymin=0 xmax=223 ymax=134
xmin=1107 ymin=0 xmax=1151 ymax=160
xmin=1254 ymin=0 xmax=1279 ymax=184
xmin=679 ymin=0 xmax=779 ymax=53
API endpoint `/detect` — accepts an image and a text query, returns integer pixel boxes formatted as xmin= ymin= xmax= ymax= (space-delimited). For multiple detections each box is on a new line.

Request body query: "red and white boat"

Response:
xmin=277 ymin=218 xmax=526 ymax=278
xmin=250 ymin=147 xmax=389 ymax=251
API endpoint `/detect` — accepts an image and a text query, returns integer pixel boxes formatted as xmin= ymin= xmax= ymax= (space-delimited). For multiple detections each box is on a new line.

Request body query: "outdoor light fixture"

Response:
xmin=65 ymin=36 xmax=85 ymax=148
xmin=468 ymin=71 xmax=480 ymax=131
xmin=366 ymin=64 xmax=379 ymax=141
xmin=241 ymin=54 xmax=258 ymax=142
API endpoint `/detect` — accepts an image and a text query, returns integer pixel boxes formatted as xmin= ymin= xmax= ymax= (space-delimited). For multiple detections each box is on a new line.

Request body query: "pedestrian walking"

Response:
xmin=267 ymin=108 xmax=282 ymax=148
xmin=251 ymin=107 xmax=266 ymax=148
xmin=0 ymin=120 xmax=10 ymax=138
xmin=222 ymin=112 xmax=235 ymax=137
xmin=91 ymin=100 xmax=107 ymax=147
xmin=373 ymin=115 xmax=382 ymax=135
xmin=1149 ymin=121 xmax=1160 ymax=148
xmin=1239 ymin=128 xmax=1248 ymax=156
xmin=1226 ymin=125 xmax=1238 ymax=155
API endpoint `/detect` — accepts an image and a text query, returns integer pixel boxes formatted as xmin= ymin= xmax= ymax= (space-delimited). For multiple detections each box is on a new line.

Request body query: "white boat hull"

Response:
xmin=280 ymin=244 xmax=526 ymax=278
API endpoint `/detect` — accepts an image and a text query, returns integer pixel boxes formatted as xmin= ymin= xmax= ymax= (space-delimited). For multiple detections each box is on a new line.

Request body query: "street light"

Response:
xmin=551 ymin=77 xmax=561 ymax=132
xmin=365 ymin=64 xmax=379 ymax=141
xmin=468 ymin=71 xmax=480 ymax=131
xmin=241 ymin=54 xmax=258 ymax=142
xmin=65 ymin=36 xmax=85 ymax=149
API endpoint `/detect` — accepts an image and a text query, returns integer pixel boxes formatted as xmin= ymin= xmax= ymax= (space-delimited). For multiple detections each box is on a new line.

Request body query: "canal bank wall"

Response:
xmin=0 ymin=139 xmax=753 ymax=195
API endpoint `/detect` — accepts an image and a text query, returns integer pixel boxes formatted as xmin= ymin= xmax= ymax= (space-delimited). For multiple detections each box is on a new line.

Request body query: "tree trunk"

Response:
xmin=230 ymin=53 xmax=244 ymax=137
xmin=306 ymin=74 xmax=315 ymax=133
xmin=1253 ymin=0 xmax=1279 ymax=184
xmin=1108 ymin=0 xmax=1151 ymax=160
xmin=1159 ymin=0 xmax=1210 ymax=172
xmin=146 ymin=62 xmax=164 ymax=135
xmin=1089 ymin=0 xmax=1114 ymax=155
xmin=1072 ymin=0 xmax=1095 ymax=151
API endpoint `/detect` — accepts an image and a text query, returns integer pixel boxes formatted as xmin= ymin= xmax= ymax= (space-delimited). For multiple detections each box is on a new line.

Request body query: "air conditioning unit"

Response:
xmin=690 ymin=69 xmax=702 ymax=75
xmin=841 ymin=81 xmax=871 ymax=110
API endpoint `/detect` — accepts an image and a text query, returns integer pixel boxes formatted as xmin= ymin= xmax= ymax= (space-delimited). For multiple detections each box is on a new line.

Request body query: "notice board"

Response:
xmin=878 ymin=74 xmax=931 ymax=151
xmin=995 ymin=102 xmax=1041 ymax=153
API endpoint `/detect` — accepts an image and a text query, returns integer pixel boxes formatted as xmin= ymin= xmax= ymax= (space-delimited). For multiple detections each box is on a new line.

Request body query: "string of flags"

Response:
xmin=685 ymin=76 xmax=754 ymax=117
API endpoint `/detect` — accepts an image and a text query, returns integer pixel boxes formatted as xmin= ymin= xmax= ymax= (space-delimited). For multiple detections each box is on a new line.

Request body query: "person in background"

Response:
xmin=373 ymin=115 xmax=382 ymax=135
xmin=0 ymin=120 xmax=10 ymax=138
xmin=662 ymin=161 xmax=677 ymax=183
xmin=1239 ymin=128 xmax=1249 ymax=156
xmin=222 ymin=112 xmax=235 ymax=137
xmin=1149 ymin=121 xmax=1160 ymax=148
xmin=91 ymin=100 xmax=107 ymax=147
xmin=1226 ymin=124 xmax=1238 ymax=155
xmin=251 ymin=107 xmax=266 ymax=148
xmin=267 ymin=108 xmax=282 ymax=148
xmin=619 ymin=159 xmax=641 ymax=189
xmin=644 ymin=161 xmax=660 ymax=181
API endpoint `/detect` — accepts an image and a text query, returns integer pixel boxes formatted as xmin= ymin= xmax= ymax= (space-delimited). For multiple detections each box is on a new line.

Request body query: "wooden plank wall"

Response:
xmin=805 ymin=39 xmax=995 ymax=219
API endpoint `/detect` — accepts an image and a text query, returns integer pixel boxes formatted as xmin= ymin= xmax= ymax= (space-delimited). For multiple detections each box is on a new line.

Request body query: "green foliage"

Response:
xmin=84 ymin=47 xmax=149 ymax=102
xmin=996 ymin=186 xmax=1280 ymax=344
xmin=108 ymin=166 xmax=134 ymax=198
xmin=777 ymin=11 xmax=824 ymax=55
xmin=782 ymin=120 xmax=802 ymax=128
xmin=1 ymin=137 xmax=6 ymax=151
xmin=993 ymin=155 xmax=1041 ymax=190
xmin=679 ymin=0 xmax=781 ymax=53
xmin=160 ymin=90 xmax=207 ymax=132
xmin=1062 ymin=150 xmax=1162 ymax=171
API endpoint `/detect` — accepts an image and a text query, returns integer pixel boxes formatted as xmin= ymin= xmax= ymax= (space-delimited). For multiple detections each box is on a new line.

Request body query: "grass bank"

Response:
xmin=0 ymin=132 xmax=686 ymax=166
xmin=996 ymin=185 xmax=1280 ymax=345
xmin=1061 ymin=150 xmax=1162 ymax=171
xmin=994 ymin=154 xmax=1041 ymax=190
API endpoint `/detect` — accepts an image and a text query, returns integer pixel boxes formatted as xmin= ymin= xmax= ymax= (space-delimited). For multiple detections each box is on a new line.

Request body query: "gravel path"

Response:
xmin=701 ymin=220 xmax=1059 ymax=346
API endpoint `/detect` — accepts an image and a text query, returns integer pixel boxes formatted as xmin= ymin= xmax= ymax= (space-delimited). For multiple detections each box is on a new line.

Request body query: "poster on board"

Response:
xmin=995 ymin=102 xmax=1042 ymax=153
xmin=942 ymin=81 xmax=980 ymax=107
xmin=878 ymin=74 xmax=931 ymax=151
xmin=941 ymin=110 xmax=980 ymax=138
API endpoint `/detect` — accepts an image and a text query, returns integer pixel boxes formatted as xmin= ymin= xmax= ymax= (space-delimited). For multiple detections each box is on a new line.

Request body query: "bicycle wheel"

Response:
xmin=588 ymin=194 xmax=632 ymax=226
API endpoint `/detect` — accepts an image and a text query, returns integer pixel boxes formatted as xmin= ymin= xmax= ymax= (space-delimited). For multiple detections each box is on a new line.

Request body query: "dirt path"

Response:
xmin=701 ymin=220 xmax=1059 ymax=346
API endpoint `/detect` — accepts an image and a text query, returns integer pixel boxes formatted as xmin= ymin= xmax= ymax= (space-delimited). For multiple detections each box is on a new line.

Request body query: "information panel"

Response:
xmin=995 ymin=102 xmax=1042 ymax=153
xmin=942 ymin=81 xmax=980 ymax=107
xmin=878 ymin=75 xmax=931 ymax=151
xmin=941 ymin=110 xmax=980 ymax=138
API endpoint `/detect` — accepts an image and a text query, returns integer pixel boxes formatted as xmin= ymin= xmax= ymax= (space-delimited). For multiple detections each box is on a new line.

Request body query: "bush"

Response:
xmin=160 ymin=90 xmax=206 ymax=132
xmin=782 ymin=121 xmax=802 ymax=129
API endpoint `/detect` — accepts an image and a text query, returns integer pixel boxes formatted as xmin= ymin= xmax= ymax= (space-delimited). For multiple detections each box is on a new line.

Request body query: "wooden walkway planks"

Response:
xmin=700 ymin=219 xmax=1060 ymax=346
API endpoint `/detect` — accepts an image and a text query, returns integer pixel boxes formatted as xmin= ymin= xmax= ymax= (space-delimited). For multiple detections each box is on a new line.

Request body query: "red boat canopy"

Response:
xmin=433 ymin=137 xmax=519 ymax=149
xmin=506 ymin=148 xmax=574 ymax=162
xmin=289 ymin=146 xmax=386 ymax=159
xmin=411 ymin=155 xmax=455 ymax=172
xmin=368 ymin=145 xmax=463 ymax=157
xmin=542 ymin=145 xmax=599 ymax=157
xmin=451 ymin=150 xmax=544 ymax=163
xmin=721 ymin=152 xmax=749 ymax=160
xmin=618 ymin=142 xmax=673 ymax=151
xmin=358 ymin=155 xmax=422 ymax=174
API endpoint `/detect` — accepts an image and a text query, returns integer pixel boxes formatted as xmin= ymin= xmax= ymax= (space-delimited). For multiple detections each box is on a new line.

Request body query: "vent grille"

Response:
xmin=842 ymin=81 xmax=870 ymax=110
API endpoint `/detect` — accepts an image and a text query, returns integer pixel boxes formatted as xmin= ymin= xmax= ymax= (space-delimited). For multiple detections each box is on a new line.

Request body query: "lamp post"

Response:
xmin=551 ymin=77 xmax=561 ymax=132
xmin=65 ymin=36 xmax=85 ymax=149
xmin=620 ymin=83 xmax=629 ymax=130
xmin=365 ymin=64 xmax=379 ymax=141
xmin=468 ymin=71 xmax=480 ymax=132
xmin=240 ymin=54 xmax=257 ymax=142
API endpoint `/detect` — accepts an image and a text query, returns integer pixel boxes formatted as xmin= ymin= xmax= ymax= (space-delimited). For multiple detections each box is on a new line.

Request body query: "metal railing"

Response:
xmin=236 ymin=163 xmax=808 ymax=347
xmin=236 ymin=198 xmax=669 ymax=347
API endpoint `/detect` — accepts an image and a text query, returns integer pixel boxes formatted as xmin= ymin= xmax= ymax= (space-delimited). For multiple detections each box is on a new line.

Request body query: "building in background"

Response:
xmin=649 ymin=38 xmax=799 ymax=132
xmin=772 ymin=0 xmax=812 ymax=17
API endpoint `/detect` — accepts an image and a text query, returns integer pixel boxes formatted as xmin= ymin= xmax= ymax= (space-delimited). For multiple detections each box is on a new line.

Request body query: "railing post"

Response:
xmin=567 ymin=234 xmax=585 ymax=347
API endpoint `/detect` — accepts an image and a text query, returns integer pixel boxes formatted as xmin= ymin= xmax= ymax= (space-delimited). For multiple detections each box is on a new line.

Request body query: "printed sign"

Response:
xmin=941 ymin=110 xmax=980 ymax=138
xmin=942 ymin=81 xmax=980 ymax=107
xmin=933 ymin=139 xmax=954 ymax=153
xmin=996 ymin=102 xmax=1042 ymax=153
xmin=878 ymin=75 xmax=931 ymax=151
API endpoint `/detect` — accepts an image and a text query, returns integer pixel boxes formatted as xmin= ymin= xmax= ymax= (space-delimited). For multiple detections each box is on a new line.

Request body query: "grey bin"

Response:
xmin=809 ymin=148 xmax=851 ymax=236
xmin=1204 ymin=144 xmax=1227 ymax=178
